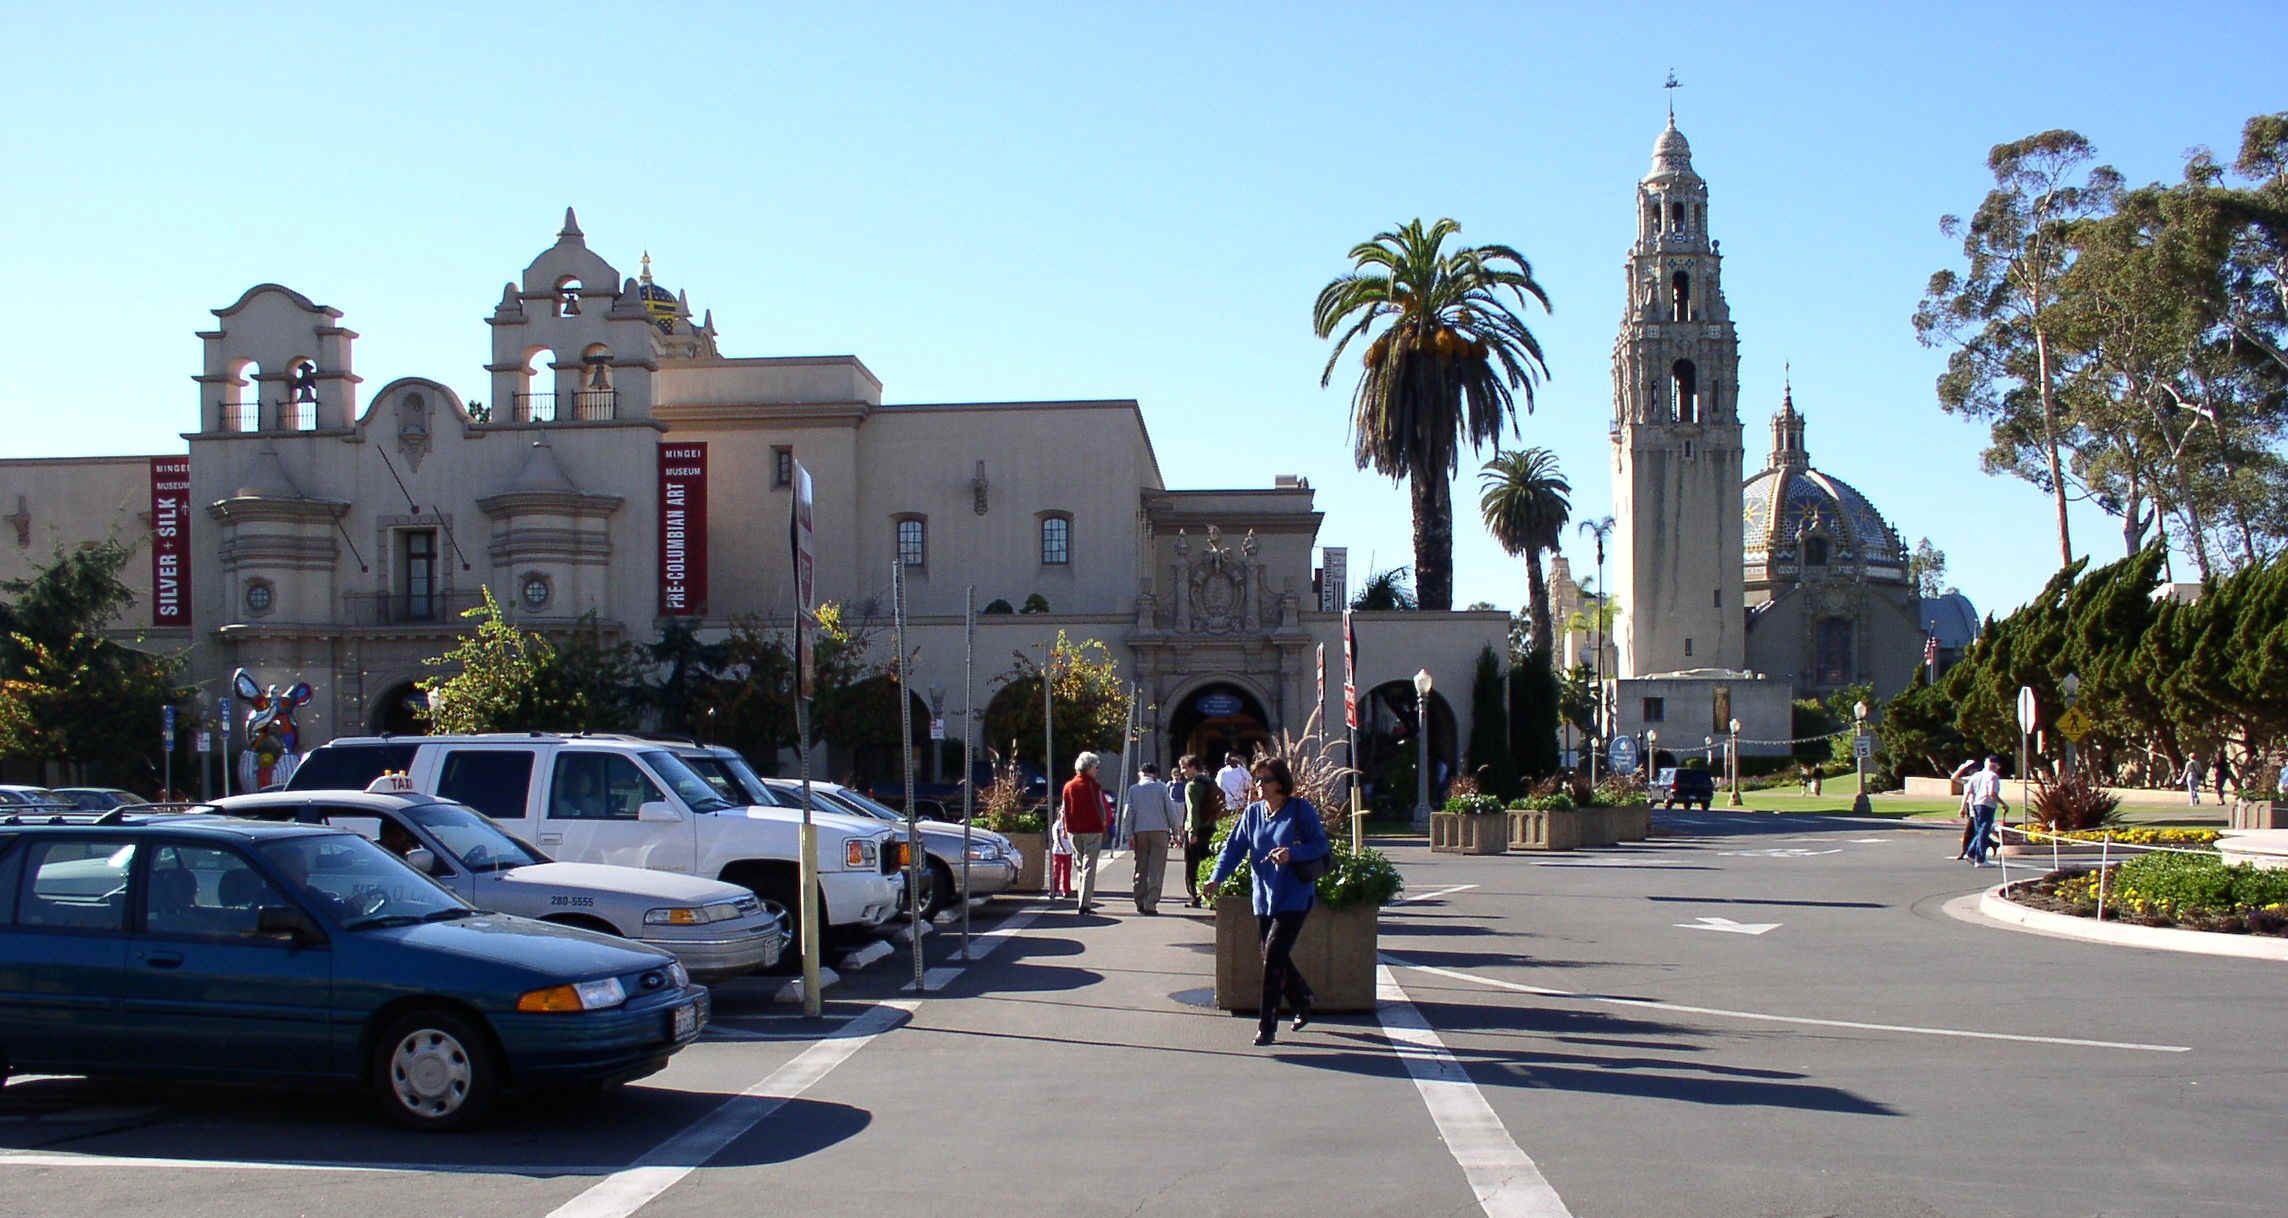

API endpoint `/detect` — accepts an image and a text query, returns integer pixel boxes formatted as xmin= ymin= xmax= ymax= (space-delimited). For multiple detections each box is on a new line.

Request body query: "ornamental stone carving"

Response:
xmin=1169 ymin=524 xmax=1266 ymax=635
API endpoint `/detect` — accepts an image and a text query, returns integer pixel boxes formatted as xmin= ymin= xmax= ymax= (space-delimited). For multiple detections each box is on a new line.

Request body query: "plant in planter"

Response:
xmin=2027 ymin=772 xmax=2122 ymax=832
xmin=977 ymin=760 xmax=1048 ymax=889
xmin=1433 ymin=792 xmax=1508 ymax=853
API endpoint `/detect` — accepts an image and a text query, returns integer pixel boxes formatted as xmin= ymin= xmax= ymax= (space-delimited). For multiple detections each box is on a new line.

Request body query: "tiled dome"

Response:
xmin=1743 ymin=388 xmax=1904 ymax=568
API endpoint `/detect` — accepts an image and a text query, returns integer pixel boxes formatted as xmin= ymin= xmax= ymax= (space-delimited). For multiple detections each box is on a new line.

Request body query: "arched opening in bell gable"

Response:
xmin=1672 ymin=270 xmax=1693 ymax=321
xmin=517 ymin=347 xmax=558 ymax=421
xmin=577 ymin=343 xmax=615 ymax=420
xmin=554 ymin=275 xmax=583 ymax=318
xmin=286 ymin=355 xmax=319 ymax=430
xmin=228 ymin=358 xmax=264 ymax=432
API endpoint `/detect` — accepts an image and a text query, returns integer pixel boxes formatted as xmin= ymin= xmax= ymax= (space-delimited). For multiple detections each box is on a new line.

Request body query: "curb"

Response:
xmin=1976 ymin=887 xmax=2288 ymax=962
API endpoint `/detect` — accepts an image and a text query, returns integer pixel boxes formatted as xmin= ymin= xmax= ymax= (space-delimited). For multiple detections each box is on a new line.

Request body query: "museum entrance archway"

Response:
xmin=1354 ymin=680 xmax=1456 ymax=816
xmin=1164 ymin=682 xmax=1270 ymax=769
xmin=371 ymin=681 xmax=428 ymax=735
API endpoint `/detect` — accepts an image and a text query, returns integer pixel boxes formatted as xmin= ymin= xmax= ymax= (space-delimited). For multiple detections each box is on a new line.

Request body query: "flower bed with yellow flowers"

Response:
xmin=2014 ymin=850 xmax=2288 ymax=936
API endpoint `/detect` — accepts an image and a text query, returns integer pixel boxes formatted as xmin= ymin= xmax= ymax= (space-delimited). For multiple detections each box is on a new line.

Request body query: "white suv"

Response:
xmin=286 ymin=734 xmax=902 ymax=951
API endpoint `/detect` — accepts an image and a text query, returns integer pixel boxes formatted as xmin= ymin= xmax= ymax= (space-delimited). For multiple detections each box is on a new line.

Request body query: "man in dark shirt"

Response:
xmin=1180 ymin=754 xmax=1220 ymax=908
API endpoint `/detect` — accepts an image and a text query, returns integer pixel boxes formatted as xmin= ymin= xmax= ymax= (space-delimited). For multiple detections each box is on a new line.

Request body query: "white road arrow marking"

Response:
xmin=1677 ymin=916 xmax=1781 ymax=935
xmin=1718 ymin=847 xmax=1841 ymax=858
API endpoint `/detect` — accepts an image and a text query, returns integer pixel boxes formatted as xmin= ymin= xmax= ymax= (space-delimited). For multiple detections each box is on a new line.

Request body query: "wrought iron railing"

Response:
xmin=222 ymin=402 xmax=261 ymax=432
xmin=514 ymin=392 xmax=557 ymax=423
xmin=572 ymin=388 xmax=617 ymax=421
xmin=342 ymin=590 xmax=484 ymax=627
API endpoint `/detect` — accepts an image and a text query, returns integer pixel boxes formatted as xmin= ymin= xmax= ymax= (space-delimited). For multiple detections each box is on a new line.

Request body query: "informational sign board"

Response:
xmin=2016 ymin=685 xmax=2038 ymax=735
xmin=195 ymin=731 xmax=212 ymax=754
xmin=148 ymin=457 xmax=192 ymax=627
xmin=1342 ymin=610 xmax=1358 ymax=730
xmin=1854 ymin=733 xmax=1874 ymax=761
xmin=1608 ymin=735 xmax=1640 ymax=776
xmin=1315 ymin=643 xmax=1326 ymax=714
xmin=929 ymin=717 xmax=946 ymax=741
xmin=657 ymin=443 xmax=709 ymax=616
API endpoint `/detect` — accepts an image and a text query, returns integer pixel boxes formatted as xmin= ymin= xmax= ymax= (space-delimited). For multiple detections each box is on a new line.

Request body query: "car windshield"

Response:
xmin=401 ymin=801 xmax=546 ymax=872
xmin=717 ymin=753 xmax=777 ymax=805
xmin=638 ymin=750 xmax=738 ymax=813
xmin=676 ymin=752 xmax=766 ymax=806
xmin=257 ymin=833 xmax=473 ymax=930
xmin=815 ymin=787 xmax=903 ymax=822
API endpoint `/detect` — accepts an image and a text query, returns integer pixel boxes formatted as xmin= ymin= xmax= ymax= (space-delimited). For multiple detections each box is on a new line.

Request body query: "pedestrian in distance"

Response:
xmin=1048 ymin=815 xmax=1076 ymax=899
xmin=1180 ymin=754 xmax=1220 ymax=908
xmin=1216 ymin=751 xmax=1251 ymax=816
xmin=1121 ymin=762 xmax=1183 ymax=915
xmin=2215 ymin=753 xmax=2234 ymax=804
xmin=1061 ymin=752 xmax=1111 ymax=914
xmin=1204 ymin=757 xmax=1331 ymax=1047
xmin=2182 ymin=753 xmax=2206 ymax=806
xmin=1948 ymin=756 xmax=1982 ymax=860
xmin=1963 ymin=755 xmax=2009 ymax=867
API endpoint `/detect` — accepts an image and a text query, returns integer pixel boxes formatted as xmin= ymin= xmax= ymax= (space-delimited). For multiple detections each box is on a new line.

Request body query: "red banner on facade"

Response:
xmin=1342 ymin=610 xmax=1358 ymax=730
xmin=658 ymin=443 xmax=708 ymax=615
xmin=149 ymin=457 xmax=191 ymax=627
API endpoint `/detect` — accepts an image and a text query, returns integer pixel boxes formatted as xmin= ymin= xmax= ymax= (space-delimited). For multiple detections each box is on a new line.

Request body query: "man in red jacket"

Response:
xmin=1060 ymin=751 xmax=1110 ymax=914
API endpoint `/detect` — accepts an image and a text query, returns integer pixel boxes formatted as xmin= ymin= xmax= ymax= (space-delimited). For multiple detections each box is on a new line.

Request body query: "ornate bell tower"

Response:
xmin=1610 ymin=115 xmax=1745 ymax=676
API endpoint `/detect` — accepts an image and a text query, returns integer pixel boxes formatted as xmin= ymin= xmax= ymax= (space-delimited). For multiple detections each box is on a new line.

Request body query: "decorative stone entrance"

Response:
xmin=1164 ymin=682 xmax=1271 ymax=766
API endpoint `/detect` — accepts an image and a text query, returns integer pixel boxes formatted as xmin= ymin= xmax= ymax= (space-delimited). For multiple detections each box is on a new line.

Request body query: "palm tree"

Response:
xmin=1349 ymin=567 xmax=1418 ymax=611
xmin=1479 ymin=448 xmax=1571 ymax=656
xmin=1314 ymin=218 xmax=1552 ymax=610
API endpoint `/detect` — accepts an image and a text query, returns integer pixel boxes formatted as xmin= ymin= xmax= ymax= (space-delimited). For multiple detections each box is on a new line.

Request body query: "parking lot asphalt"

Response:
xmin=6 ymin=813 xmax=2286 ymax=1218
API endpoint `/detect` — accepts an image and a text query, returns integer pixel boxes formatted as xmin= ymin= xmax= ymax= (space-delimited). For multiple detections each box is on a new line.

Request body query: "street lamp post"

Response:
xmin=1412 ymin=669 xmax=1434 ymax=829
xmin=1728 ymin=717 xmax=1744 ymax=806
xmin=1851 ymin=700 xmax=1871 ymax=814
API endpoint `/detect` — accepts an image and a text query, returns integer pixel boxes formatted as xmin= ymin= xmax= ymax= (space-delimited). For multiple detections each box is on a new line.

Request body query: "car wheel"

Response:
xmin=922 ymin=859 xmax=955 ymax=919
xmin=374 ymin=1008 xmax=500 ymax=1132
xmin=751 ymin=874 xmax=802 ymax=968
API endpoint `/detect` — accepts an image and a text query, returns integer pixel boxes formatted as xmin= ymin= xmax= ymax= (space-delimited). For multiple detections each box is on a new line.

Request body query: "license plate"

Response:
xmin=670 ymin=1002 xmax=698 ymax=1040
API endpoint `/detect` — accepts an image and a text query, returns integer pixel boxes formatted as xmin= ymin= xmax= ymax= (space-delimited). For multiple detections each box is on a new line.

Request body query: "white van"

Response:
xmin=286 ymin=734 xmax=902 ymax=950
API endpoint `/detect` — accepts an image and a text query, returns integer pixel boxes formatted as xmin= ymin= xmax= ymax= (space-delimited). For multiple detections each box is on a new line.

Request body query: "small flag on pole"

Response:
xmin=1923 ymin=634 xmax=1939 ymax=667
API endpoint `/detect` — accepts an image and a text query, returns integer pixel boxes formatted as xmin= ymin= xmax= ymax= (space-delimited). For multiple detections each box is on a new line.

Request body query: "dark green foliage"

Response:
xmin=1791 ymin=698 xmax=1840 ymax=765
xmin=0 ymin=540 xmax=190 ymax=786
xmin=1350 ymin=567 xmax=1417 ymax=611
xmin=2027 ymin=772 xmax=2123 ymax=831
xmin=1479 ymin=448 xmax=1571 ymax=653
xmin=1195 ymin=813 xmax=1403 ymax=910
xmin=981 ymin=599 xmax=1016 ymax=615
xmin=1019 ymin=594 xmax=1052 ymax=614
xmin=420 ymin=591 xmax=642 ymax=734
xmin=1508 ymin=647 xmax=1561 ymax=780
xmin=1875 ymin=670 xmax=1965 ymax=777
xmin=1464 ymin=647 xmax=1515 ymax=799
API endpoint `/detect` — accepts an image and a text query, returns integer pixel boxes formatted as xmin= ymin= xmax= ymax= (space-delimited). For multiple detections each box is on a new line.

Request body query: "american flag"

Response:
xmin=1923 ymin=634 xmax=1939 ymax=667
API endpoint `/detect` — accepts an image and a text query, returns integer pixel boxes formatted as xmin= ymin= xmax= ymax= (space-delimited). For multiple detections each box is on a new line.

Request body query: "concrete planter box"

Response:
xmin=1002 ymin=830 xmax=1048 ymax=892
xmin=1508 ymin=806 xmax=1589 ymax=851
xmin=2231 ymin=800 xmax=2288 ymax=830
xmin=1429 ymin=810 xmax=1508 ymax=854
xmin=1578 ymin=807 xmax=1621 ymax=848
xmin=1213 ymin=895 xmax=1379 ymax=1014
xmin=1605 ymin=804 xmax=1651 ymax=842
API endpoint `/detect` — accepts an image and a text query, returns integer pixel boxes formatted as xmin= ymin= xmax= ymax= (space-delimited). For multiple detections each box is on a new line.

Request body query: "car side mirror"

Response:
xmin=256 ymin=905 xmax=320 ymax=945
xmin=637 ymin=800 xmax=681 ymax=823
xmin=405 ymin=847 xmax=440 ymax=875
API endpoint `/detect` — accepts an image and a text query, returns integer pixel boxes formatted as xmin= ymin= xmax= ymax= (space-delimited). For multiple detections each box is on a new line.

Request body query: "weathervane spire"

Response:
xmin=1664 ymin=69 xmax=1681 ymax=119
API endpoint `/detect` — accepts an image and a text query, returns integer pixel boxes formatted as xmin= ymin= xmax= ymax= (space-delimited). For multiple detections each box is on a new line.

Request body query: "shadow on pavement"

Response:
xmin=0 ymin=1075 xmax=875 ymax=1173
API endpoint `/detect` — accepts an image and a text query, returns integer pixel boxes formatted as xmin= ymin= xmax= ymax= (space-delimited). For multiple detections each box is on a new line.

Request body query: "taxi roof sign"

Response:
xmin=365 ymin=772 xmax=418 ymax=795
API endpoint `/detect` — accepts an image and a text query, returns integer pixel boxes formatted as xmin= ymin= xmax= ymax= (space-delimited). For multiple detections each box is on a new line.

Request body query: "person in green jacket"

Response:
xmin=1180 ymin=754 xmax=1220 ymax=908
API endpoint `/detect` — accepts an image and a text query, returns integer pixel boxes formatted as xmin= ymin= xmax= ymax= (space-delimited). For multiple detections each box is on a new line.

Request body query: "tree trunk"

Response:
xmin=1525 ymin=547 xmax=1552 ymax=656
xmin=1412 ymin=471 xmax=1453 ymax=611
xmin=2033 ymin=326 xmax=2074 ymax=569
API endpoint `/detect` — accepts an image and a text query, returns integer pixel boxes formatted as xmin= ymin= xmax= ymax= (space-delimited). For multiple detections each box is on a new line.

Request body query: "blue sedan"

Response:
xmin=0 ymin=813 xmax=709 ymax=1130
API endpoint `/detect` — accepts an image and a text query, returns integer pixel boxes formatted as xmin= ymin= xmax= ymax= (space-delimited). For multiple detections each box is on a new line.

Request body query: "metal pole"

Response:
xmin=1414 ymin=700 xmax=1430 ymax=828
xmin=1347 ymin=721 xmax=1361 ymax=854
xmin=894 ymin=559 xmax=923 ymax=993
xmin=1043 ymin=642 xmax=1055 ymax=896
xmin=162 ymin=705 xmax=174 ymax=802
xmin=960 ymin=586 xmax=975 ymax=959
xmin=797 ymin=688 xmax=820 ymax=1017
xmin=219 ymin=697 xmax=233 ymax=797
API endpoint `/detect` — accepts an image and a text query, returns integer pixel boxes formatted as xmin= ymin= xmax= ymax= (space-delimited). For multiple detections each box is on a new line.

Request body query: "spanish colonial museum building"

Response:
xmin=1 ymin=211 xmax=1507 ymax=784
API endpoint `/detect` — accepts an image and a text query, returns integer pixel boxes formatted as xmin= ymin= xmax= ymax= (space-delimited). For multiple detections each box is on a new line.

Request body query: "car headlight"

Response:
xmin=967 ymin=842 xmax=1002 ymax=860
xmin=843 ymin=837 xmax=879 ymax=870
xmin=644 ymin=901 xmax=744 ymax=925
xmin=667 ymin=960 xmax=690 ymax=989
xmin=516 ymin=976 xmax=628 ymax=1012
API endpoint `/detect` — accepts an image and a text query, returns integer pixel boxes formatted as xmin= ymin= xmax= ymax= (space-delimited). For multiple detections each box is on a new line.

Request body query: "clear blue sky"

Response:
xmin=6 ymin=1 xmax=2281 ymax=627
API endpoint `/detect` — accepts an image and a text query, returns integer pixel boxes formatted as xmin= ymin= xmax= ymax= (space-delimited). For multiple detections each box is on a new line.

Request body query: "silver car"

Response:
xmin=759 ymin=778 xmax=1022 ymax=917
xmin=206 ymin=788 xmax=784 ymax=982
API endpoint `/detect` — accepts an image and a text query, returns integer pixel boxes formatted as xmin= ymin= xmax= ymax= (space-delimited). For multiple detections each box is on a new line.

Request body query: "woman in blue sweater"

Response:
xmin=1205 ymin=756 xmax=1331 ymax=1046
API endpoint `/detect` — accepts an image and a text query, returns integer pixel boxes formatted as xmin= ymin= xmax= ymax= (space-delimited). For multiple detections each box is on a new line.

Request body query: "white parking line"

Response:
xmin=548 ymin=1000 xmax=913 ymax=1218
xmin=1377 ymin=965 xmax=1574 ymax=1218
xmin=1386 ymin=958 xmax=2191 ymax=1053
xmin=1394 ymin=884 xmax=1480 ymax=904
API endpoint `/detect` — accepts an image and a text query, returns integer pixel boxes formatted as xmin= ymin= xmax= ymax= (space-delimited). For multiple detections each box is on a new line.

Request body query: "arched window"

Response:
xmin=1039 ymin=513 xmax=1071 ymax=566
xmin=1671 ymin=270 xmax=1693 ymax=321
xmin=555 ymin=276 xmax=583 ymax=318
xmin=229 ymin=359 xmax=263 ymax=432
xmin=1671 ymin=201 xmax=1687 ymax=230
xmin=894 ymin=515 xmax=927 ymax=569
xmin=1644 ymin=198 xmax=1660 ymax=234
xmin=1804 ymin=536 xmax=1830 ymax=566
xmin=1816 ymin=617 xmax=1853 ymax=686
xmin=1671 ymin=360 xmax=1698 ymax=423
xmin=518 ymin=348 xmax=556 ymax=422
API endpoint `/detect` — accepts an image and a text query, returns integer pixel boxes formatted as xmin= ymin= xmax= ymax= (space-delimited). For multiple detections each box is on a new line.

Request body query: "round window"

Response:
xmin=245 ymin=582 xmax=273 ymax=614
xmin=520 ymin=575 xmax=551 ymax=610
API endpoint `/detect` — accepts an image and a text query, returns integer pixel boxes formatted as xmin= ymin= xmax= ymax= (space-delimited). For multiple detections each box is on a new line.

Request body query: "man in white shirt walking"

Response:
xmin=1121 ymin=763 xmax=1184 ymax=915
xmin=1216 ymin=752 xmax=1251 ymax=816
xmin=1962 ymin=755 xmax=2010 ymax=868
